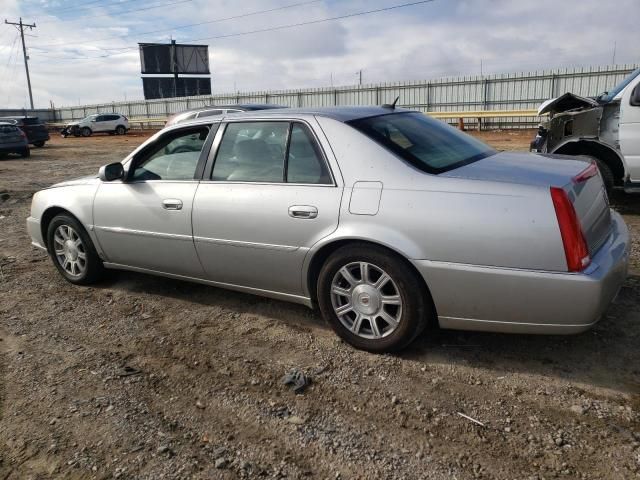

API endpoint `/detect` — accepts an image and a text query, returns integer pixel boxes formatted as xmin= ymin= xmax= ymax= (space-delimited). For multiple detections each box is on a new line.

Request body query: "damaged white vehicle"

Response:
xmin=531 ymin=67 xmax=640 ymax=193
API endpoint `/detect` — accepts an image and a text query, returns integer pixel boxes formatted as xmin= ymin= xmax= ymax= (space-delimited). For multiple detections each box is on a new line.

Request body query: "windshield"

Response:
xmin=347 ymin=112 xmax=496 ymax=174
xmin=599 ymin=68 xmax=640 ymax=103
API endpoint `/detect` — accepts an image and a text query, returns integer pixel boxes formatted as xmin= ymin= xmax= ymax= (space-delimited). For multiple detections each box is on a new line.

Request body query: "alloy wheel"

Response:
xmin=330 ymin=261 xmax=403 ymax=339
xmin=53 ymin=224 xmax=87 ymax=277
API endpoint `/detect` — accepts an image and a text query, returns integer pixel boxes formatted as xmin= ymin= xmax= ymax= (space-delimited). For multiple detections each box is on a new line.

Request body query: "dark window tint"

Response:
xmin=132 ymin=126 xmax=210 ymax=181
xmin=347 ymin=112 xmax=496 ymax=174
xmin=0 ymin=125 xmax=18 ymax=134
xmin=22 ymin=117 xmax=40 ymax=125
xmin=212 ymin=122 xmax=288 ymax=182
xmin=286 ymin=124 xmax=331 ymax=184
xmin=105 ymin=115 xmax=120 ymax=121
xmin=95 ymin=115 xmax=107 ymax=122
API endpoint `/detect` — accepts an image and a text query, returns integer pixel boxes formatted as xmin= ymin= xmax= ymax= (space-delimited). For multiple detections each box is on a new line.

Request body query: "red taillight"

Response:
xmin=572 ymin=162 xmax=598 ymax=184
xmin=123 ymin=116 xmax=128 ymax=121
xmin=550 ymin=187 xmax=590 ymax=272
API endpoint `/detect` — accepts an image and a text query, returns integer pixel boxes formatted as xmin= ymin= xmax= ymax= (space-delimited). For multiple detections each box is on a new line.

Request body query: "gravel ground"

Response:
xmin=1 ymin=130 xmax=639 ymax=479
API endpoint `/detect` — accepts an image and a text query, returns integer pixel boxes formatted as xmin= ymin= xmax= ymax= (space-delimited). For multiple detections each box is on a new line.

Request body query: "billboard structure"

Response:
xmin=139 ymin=41 xmax=211 ymax=99
xmin=142 ymin=77 xmax=212 ymax=100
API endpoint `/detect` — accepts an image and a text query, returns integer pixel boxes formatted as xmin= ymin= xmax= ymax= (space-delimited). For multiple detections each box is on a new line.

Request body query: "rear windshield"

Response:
xmin=347 ymin=112 xmax=496 ymax=174
xmin=22 ymin=117 xmax=41 ymax=125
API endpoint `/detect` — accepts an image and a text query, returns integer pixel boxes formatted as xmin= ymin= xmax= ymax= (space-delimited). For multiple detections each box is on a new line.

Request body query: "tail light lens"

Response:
xmin=572 ymin=161 xmax=598 ymax=184
xmin=123 ymin=116 xmax=128 ymax=121
xmin=550 ymin=187 xmax=590 ymax=272
xmin=19 ymin=129 xmax=26 ymax=138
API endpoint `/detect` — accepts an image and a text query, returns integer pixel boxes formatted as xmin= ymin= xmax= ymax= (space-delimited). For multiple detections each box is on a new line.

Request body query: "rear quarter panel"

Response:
xmin=314 ymin=116 xmax=567 ymax=271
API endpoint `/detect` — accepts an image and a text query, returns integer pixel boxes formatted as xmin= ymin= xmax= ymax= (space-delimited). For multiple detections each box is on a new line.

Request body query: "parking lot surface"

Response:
xmin=1 ymin=131 xmax=639 ymax=479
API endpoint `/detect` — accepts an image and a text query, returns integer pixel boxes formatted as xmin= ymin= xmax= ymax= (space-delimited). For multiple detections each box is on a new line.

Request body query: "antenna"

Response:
xmin=382 ymin=96 xmax=400 ymax=109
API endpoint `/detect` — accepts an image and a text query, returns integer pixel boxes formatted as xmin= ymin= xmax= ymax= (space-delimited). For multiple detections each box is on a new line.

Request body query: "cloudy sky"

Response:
xmin=1 ymin=0 xmax=638 ymax=108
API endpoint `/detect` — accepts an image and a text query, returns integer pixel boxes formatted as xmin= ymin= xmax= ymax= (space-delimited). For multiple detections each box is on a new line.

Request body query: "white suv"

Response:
xmin=63 ymin=114 xmax=129 ymax=137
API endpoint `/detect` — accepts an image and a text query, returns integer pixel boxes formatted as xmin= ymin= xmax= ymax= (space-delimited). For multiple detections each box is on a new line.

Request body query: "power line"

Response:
xmin=53 ymin=0 xmax=194 ymax=21
xmin=33 ymin=0 xmax=322 ymax=48
xmin=4 ymin=18 xmax=36 ymax=109
xmin=51 ymin=0 xmax=143 ymax=14
xmin=34 ymin=0 xmax=437 ymax=61
xmin=46 ymin=0 xmax=106 ymax=13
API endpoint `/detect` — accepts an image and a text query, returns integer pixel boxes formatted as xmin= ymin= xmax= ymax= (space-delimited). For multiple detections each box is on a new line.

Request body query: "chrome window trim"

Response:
xmin=125 ymin=123 xmax=217 ymax=183
xmin=206 ymin=118 xmax=337 ymax=186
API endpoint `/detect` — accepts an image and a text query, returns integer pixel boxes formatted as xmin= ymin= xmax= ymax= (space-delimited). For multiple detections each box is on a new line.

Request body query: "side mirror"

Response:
xmin=631 ymin=85 xmax=640 ymax=107
xmin=99 ymin=162 xmax=124 ymax=182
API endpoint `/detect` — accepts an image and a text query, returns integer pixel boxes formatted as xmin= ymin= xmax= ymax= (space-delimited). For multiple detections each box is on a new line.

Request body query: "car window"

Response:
xmin=0 ymin=125 xmax=18 ymax=134
xmin=348 ymin=112 xmax=496 ymax=174
xmin=212 ymin=122 xmax=288 ymax=182
xmin=286 ymin=124 xmax=331 ymax=184
xmin=132 ymin=126 xmax=210 ymax=181
xmin=95 ymin=115 xmax=106 ymax=122
xmin=197 ymin=109 xmax=223 ymax=118
xmin=106 ymin=115 xmax=120 ymax=121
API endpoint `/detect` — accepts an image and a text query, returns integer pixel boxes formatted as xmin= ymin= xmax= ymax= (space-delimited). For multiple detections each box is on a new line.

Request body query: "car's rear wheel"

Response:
xmin=33 ymin=141 xmax=45 ymax=147
xmin=20 ymin=148 xmax=30 ymax=158
xmin=595 ymin=159 xmax=615 ymax=196
xmin=81 ymin=127 xmax=92 ymax=137
xmin=115 ymin=125 xmax=126 ymax=135
xmin=46 ymin=214 xmax=104 ymax=285
xmin=317 ymin=243 xmax=430 ymax=352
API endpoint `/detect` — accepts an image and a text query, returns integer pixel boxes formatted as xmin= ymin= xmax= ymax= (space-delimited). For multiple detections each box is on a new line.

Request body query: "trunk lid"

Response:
xmin=444 ymin=151 xmax=612 ymax=256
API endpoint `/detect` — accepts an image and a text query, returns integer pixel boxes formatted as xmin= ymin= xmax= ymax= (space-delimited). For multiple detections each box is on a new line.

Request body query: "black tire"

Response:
xmin=20 ymin=148 xmax=30 ymax=158
xmin=317 ymin=243 xmax=431 ymax=353
xmin=81 ymin=127 xmax=92 ymax=137
xmin=595 ymin=159 xmax=615 ymax=196
xmin=46 ymin=213 xmax=104 ymax=285
xmin=33 ymin=141 xmax=45 ymax=148
xmin=115 ymin=125 xmax=126 ymax=135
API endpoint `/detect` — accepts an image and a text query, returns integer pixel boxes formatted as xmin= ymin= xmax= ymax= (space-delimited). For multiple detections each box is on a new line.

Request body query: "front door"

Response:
xmin=621 ymin=78 xmax=640 ymax=182
xmin=192 ymin=120 xmax=341 ymax=296
xmin=93 ymin=124 xmax=214 ymax=277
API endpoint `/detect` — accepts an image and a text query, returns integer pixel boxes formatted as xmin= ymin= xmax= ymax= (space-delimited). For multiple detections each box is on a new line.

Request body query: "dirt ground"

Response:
xmin=1 ymin=129 xmax=639 ymax=480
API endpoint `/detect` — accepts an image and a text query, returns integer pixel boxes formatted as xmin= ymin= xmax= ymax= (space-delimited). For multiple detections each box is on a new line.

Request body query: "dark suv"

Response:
xmin=0 ymin=116 xmax=50 ymax=147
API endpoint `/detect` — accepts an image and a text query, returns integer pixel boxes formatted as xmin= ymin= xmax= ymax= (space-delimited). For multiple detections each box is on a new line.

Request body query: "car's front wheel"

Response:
xmin=317 ymin=243 xmax=430 ymax=352
xmin=46 ymin=214 xmax=104 ymax=285
xmin=81 ymin=127 xmax=92 ymax=137
xmin=20 ymin=148 xmax=30 ymax=158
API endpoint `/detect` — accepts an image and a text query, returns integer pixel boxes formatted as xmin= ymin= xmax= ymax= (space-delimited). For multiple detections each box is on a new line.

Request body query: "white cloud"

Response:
xmin=0 ymin=0 xmax=638 ymax=108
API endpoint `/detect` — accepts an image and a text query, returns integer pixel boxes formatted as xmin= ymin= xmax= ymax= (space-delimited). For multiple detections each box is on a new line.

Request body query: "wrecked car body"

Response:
xmin=531 ymin=68 xmax=640 ymax=193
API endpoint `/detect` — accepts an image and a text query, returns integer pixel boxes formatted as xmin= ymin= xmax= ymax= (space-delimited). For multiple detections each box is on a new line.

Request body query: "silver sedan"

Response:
xmin=27 ymin=107 xmax=630 ymax=352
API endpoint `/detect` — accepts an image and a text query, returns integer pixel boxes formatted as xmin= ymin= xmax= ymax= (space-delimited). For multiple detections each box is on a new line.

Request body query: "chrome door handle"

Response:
xmin=162 ymin=199 xmax=183 ymax=210
xmin=289 ymin=205 xmax=318 ymax=219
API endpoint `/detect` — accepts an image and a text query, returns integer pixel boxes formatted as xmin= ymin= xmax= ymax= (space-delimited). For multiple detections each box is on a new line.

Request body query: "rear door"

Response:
xmin=92 ymin=115 xmax=110 ymax=132
xmin=192 ymin=119 xmax=341 ymax=296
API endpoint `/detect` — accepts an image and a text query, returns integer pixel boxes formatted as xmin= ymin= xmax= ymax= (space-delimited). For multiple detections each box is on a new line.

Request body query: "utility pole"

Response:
xmin=171 ymin=38 xmax=179 ymax=98
xmin=357 ymin=69 xmax=363 ymax=85
xmin=5 ymin=18 xmax=36 ymax=109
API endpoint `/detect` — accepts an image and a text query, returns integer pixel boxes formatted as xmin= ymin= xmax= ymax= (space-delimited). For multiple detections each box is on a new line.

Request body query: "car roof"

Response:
xmin=172 ymin=106 xmax=412 ymax=128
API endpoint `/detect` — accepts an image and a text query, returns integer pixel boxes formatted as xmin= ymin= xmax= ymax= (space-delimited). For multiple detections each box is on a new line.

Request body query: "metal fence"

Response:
xmin=0 ymin=108 xmax=58 ymax=122
xmin=55 ymin=63 xmax=638 ymax=128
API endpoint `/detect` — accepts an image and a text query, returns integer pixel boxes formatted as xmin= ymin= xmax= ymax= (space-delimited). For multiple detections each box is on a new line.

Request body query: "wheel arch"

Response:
xmin=304 ymin=238 xmax=438 ymax=321
xmin=552 ymin=139 xmax=626 ymax=185
xmin=40 ymin=206 xmax=85 ymax=251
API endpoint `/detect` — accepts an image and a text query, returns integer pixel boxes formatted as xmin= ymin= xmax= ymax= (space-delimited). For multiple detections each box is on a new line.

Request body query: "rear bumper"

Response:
xmin=27 ymin=216 xmax=46 ymax=251
xmin=413 ymin=211 xmax=629 ymax=334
